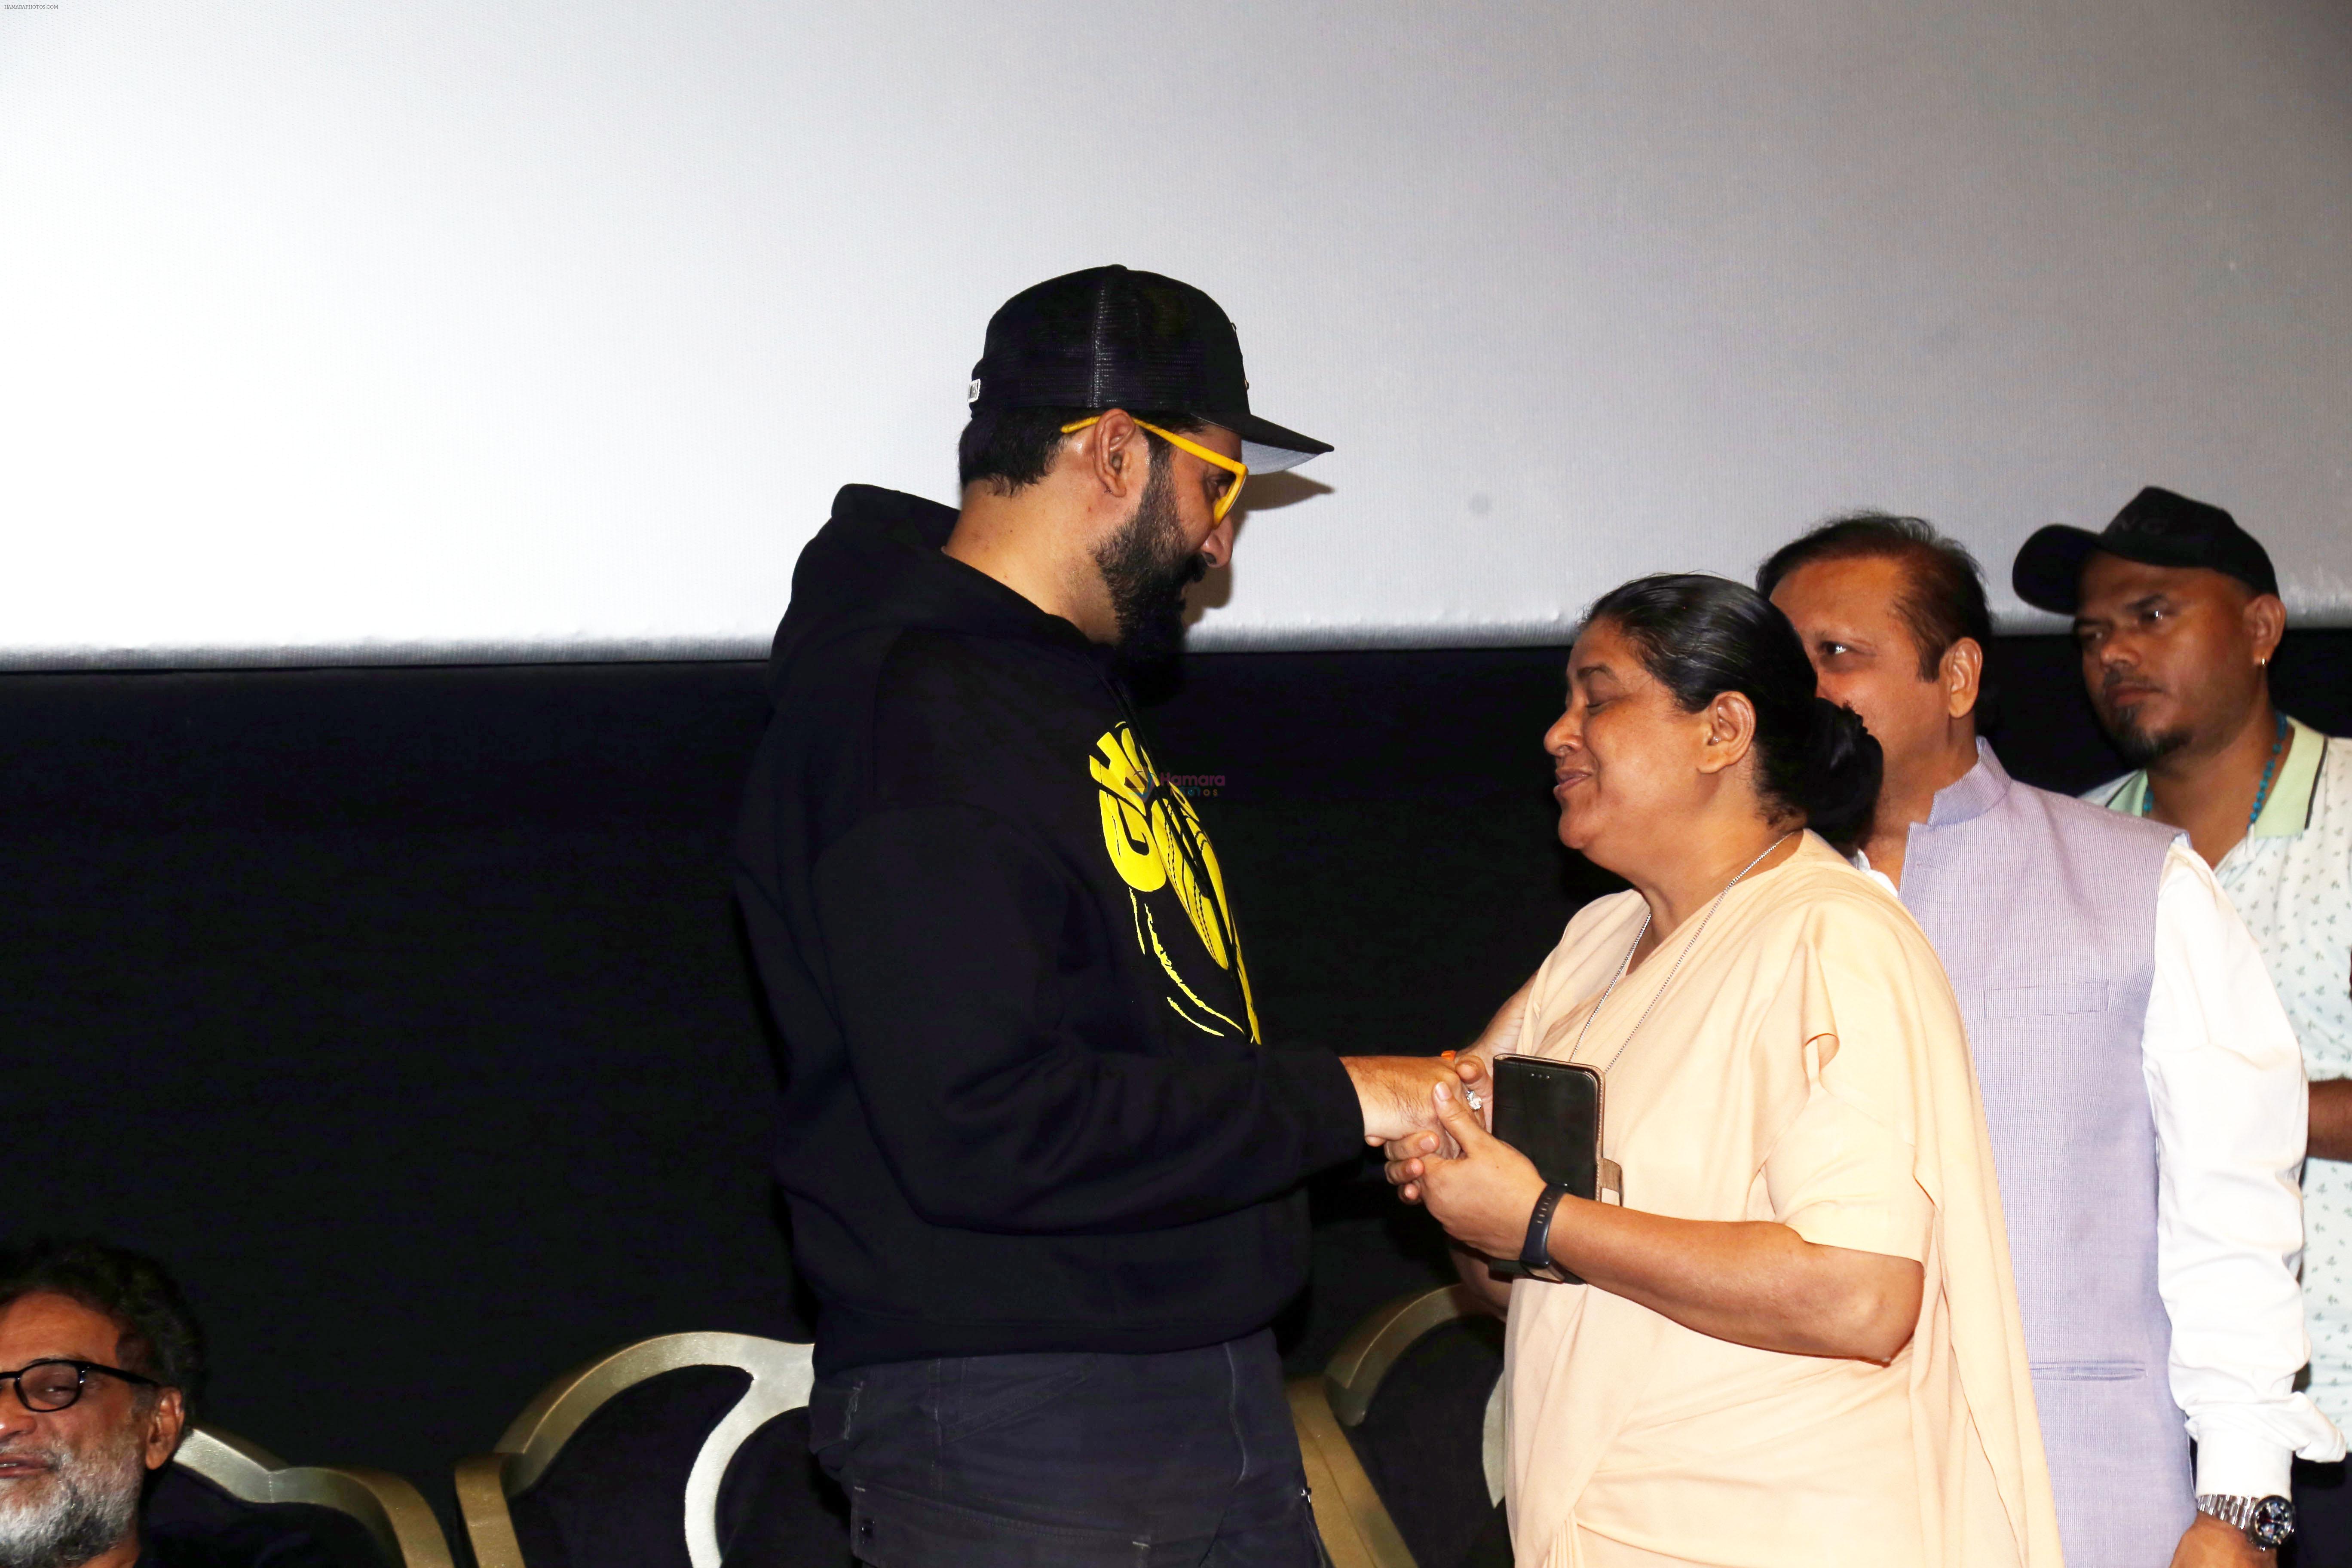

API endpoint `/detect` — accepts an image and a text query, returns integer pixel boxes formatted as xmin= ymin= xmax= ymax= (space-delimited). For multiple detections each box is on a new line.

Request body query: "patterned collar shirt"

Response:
xmin=2091 ymin=716 xmax=2352 ymax=1427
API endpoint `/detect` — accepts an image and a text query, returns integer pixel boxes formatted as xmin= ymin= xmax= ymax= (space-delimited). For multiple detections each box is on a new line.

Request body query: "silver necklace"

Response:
xmin=1570 ymin=833 xmax=1793 ymax=1078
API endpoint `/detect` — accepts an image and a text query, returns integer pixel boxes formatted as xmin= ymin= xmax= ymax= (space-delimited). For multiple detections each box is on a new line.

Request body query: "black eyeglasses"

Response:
xmin=0 ymin=1359 xmax=159 ymax=1413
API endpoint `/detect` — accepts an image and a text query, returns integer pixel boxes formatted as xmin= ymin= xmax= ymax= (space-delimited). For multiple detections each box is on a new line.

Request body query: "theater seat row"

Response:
xmin=168 ymin=1289 xmax=1498 ymax=1568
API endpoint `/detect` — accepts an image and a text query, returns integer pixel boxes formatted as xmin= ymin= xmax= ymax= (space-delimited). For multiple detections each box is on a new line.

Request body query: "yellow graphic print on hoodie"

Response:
xmin=1088 ymin=722 xmax=1261 ymax=1043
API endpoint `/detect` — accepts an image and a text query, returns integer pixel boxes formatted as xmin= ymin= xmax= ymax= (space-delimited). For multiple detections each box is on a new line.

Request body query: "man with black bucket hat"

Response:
xmin=732 ymin=266 xmax=1485 ymax=1565
xmin=2019 ymin=487 xmax=2352 ymax=1561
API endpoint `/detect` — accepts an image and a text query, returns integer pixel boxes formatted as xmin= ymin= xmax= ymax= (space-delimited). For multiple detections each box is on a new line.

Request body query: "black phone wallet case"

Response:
xmin=1487 ymin=1054 xmax=1622 ymax=1285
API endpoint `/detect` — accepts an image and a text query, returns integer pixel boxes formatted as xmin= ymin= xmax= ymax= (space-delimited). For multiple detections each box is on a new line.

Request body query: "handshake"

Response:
xmin=1341 ymin=1051 xmax=1493 ymax=1146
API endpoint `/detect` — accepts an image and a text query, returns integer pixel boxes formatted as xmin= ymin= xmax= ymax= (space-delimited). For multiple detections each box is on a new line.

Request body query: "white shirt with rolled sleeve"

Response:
xmin=2094 ymin=716 xmax=2352 ymax=1452
xmin=1862 ymin=836 xmax=2342 ymax=1497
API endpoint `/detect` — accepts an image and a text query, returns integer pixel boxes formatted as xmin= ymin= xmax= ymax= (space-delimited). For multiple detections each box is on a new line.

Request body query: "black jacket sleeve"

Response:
xmin=811 ymin=801 xmax=1366 ymax=1234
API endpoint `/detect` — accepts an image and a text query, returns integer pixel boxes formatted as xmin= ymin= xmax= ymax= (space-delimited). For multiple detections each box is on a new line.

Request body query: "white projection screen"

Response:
xmin=3 ymin=1 xmax=2348 ymax=666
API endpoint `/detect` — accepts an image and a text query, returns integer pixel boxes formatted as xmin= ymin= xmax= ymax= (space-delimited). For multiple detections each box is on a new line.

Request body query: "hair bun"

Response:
xmin=1798 ymin=698 xmax=1881 ymax=848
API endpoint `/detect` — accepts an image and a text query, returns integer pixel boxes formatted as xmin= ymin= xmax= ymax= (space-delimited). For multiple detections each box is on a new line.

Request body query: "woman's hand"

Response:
xmin=1384 ymin=1083 xmax=1548 ymax=1259
xmin=1383 ymin=1052 xmax=1492 ymax=1196
xmin=1383 ymin=989 xmax=1528 ymax=1200
xmin=1470 ymin=976 xmax=1532 ymax=1055
xmin=1436 ymin=977 xmax=1534 ymax=1111
xmin=1392 ymin=1083 xmax=1926 ymax=1364
xmin=1383 ymin=1132 xmax=1437 ymax=1204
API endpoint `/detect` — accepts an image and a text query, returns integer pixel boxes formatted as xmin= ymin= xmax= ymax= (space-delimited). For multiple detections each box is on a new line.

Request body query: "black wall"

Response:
xmin=7 ymin=633 xmax=2346 ymax=1517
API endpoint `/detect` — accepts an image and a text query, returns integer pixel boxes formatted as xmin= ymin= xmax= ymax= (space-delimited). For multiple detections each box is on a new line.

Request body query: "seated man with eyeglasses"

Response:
xmin=0 ymin=1237 xmax=314 ymax=1568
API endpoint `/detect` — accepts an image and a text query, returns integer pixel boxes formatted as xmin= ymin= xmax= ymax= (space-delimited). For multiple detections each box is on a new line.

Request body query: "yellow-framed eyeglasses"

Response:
xmin=1060 ymin=415 xmax=1249 ymax=524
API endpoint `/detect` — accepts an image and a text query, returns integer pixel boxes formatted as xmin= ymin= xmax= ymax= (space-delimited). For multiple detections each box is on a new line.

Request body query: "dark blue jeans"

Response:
xmin=807 ymin=1330 xmax=1324 ymax=1567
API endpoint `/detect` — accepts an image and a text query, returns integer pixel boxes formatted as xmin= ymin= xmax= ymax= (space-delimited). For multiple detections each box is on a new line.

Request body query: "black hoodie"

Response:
xmin=734 ymin=484 xmax=1366 ymax=1375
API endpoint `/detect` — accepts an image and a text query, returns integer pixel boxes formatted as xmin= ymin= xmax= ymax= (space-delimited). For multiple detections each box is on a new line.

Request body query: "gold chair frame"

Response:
xmin=454 ymin=1331 xmax=815 ymax=1568
xmin=1289 ymin=1283 xmax=1489 ymax=1568
xmin=173 ymin=1425 xmax=456 ymax=1568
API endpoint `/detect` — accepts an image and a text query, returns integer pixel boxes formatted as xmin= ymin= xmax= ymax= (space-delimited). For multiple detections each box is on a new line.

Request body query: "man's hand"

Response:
xmin=1384 ymin=1082 xmax=1548 ymax=1259
xmin=2169 ymin=1514 xmax=2273 ymax=1568
xmin=1342 ymin=1055 xmax=1491 ymax=1145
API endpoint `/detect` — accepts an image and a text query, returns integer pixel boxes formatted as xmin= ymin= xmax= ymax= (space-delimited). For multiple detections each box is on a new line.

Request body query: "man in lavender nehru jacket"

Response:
xmin=1762 ymin=514 xmax=2340 ymax=1568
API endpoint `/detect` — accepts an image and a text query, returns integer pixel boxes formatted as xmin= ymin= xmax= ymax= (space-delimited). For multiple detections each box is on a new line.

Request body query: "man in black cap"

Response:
xmin=2015 ymin=487 xmax=2295 ymax=868
xmin=733 ymin=266 xmax=1481 ymax=1564
xmin=2017 ymin=487 xmax=2352 ymax=1559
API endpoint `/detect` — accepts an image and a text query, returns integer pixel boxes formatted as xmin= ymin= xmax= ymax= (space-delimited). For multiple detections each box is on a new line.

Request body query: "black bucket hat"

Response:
xmin=2012 ymin=486 xmax=2278 ymax=615
xmin=965 ymin=266 xmax=1332 ymax=474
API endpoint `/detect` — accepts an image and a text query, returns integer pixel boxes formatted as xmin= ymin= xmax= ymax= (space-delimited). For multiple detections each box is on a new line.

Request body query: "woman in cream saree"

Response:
xmin=1387 ymin=576 xmax=2061 ymax=1568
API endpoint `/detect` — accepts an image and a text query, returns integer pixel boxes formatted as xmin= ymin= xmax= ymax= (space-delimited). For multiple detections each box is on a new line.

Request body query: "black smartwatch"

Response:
xmin=1517 ymin=1181 xmax=1575 ymax=1283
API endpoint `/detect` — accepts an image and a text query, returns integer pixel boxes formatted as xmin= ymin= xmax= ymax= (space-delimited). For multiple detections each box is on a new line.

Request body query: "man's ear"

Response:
xmin=2246 ymin=592 xmax=2286 ymax=669
xmin=1696 ymin=690 xmax=1758 ymax=776
xmin=141 ymin=1387 xmax=186 ymax=1471
xmin=1940 ymin=637 xmax=1984 ymax=720
xmin=1078 ymin=409 xmax=1149 ymax=502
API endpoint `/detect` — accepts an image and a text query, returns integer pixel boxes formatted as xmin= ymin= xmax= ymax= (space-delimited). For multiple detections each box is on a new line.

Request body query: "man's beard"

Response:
xmin=1094 ymin=451 xmax=1209 ymax=686
xmin=2098 ymin=691 xmax=2193 ymax=768
xmin=0 ymin=1421 xmax=145 ymax=1568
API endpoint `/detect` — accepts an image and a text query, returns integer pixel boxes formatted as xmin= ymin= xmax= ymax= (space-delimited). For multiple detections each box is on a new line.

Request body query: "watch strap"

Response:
xmin=2199 ymin=1496 xmax=2254 ymax=1531
xmin=2197 ymin=1493 xmax=2294 ymax=1548
xmin=1519 ymin=1182 xmax=1572 ymax=1271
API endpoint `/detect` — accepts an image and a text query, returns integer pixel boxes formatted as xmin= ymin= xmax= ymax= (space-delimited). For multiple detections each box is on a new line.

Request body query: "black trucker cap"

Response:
xmin=2012 ymin=486 xmax=2278 ymax=616
xmin=965 ymin=266 xmax=1332 ymax=474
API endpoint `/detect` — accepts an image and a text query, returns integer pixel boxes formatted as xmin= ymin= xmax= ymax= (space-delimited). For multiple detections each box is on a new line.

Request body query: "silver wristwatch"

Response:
xmin=2196 ymin=1493 xmax=2294 ymax=1550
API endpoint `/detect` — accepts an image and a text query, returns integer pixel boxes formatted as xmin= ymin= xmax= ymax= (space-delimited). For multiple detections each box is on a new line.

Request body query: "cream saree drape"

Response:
xmin=1500 ymin=833 xmax=2063 ymax=1568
